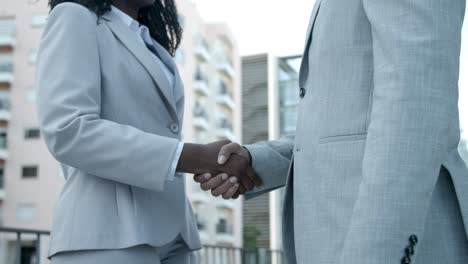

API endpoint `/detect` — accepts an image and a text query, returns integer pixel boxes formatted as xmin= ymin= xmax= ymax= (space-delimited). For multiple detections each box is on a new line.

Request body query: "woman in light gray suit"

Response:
xmin=35 ymin=0 xmax=256 ymax=263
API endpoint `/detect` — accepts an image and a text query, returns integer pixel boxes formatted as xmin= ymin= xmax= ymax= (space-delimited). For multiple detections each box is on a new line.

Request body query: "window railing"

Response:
xmin=0 ymin=227 xmax=50 ymax=264
xmin=0 ymin=227 xmax=288 ymax=264
xmin=198 ymin=245 xmax=287 ymax=264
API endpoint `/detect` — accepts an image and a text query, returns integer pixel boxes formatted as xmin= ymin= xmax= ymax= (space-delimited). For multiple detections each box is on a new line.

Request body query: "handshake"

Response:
xmin=176 ymin=140 xmax=263 ymax=199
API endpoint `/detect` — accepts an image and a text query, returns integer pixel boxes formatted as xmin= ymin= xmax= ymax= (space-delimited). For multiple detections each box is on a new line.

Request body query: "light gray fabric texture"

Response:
xmin=245 ymin=0 xmax=468 ymax=263
xmin=35 ymin=3 xmax=201 ymax=257
xmin=50 ymin=236 xmax=197 ymax=264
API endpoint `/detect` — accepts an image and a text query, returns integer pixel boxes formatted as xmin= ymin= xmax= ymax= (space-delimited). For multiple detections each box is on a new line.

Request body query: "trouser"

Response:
xmin=51 ymin=236 xmax=197 ymax=264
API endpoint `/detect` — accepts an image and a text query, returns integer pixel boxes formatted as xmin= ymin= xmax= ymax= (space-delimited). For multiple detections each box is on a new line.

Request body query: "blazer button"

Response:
xmin=409 ymin=235 xmax=418 ymax=245
xmin=405 ymin=245 xmax=415 ymax=256
xmin=169 ymin=123 xmax=179 ymax=134
xmin=300 ymin=88 xmax=306 ymax=98
xmin=401 ymin=257 xmax=411 ymax=264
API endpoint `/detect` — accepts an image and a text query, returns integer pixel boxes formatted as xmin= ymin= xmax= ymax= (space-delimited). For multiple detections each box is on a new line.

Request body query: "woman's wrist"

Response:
xmin=177 ymin=143 xmax=202 ymax=173
xmin=176 ymin=143 xmax=219 ymax=174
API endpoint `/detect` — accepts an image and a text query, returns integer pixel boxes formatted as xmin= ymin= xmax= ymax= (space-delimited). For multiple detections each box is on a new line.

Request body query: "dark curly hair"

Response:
xmin=49 ymin=0 xmax=183 ymax=56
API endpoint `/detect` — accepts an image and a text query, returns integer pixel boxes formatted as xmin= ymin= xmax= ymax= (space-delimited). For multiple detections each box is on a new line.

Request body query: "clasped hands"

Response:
xmin=177 ymin=140 xmax=262 ymax=199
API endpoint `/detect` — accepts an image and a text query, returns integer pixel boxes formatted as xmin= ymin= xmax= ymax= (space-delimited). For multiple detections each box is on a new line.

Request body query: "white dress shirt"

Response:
xmin=111 ymin=6 xmax=184 ymax=181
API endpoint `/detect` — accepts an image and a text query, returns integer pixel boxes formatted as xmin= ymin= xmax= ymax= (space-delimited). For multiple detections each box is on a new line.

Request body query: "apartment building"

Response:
xmin=0 ymin=0 xmax=242 ymax=262
xmin=176 ymin=0 xmax=243 ymax=250
xmin=241 ymin=54 xmax=301 ymax=251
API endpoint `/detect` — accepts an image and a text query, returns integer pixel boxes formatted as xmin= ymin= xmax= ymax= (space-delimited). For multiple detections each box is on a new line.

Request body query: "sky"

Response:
xmin=193 ymin=0 xmax=468 ymax=137
xmin=193 ymin=0 xmax=315 ymax=56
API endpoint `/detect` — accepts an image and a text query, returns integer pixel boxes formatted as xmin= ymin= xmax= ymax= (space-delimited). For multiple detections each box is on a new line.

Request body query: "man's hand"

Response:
xmin=194 ymin=142 xmax=263 ymax=199
xmin=177 ymin=140 xmax=261 ymax=196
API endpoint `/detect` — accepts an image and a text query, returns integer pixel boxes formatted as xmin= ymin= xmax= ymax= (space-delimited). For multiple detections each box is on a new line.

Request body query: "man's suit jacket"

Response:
xmin=245 ymin=0 xmax=468 ymax=263
xmin=35 ymin=3 xmax=200 ymax=257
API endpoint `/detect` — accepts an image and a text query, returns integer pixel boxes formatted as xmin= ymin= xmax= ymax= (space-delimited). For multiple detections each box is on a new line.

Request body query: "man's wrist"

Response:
xmin=242 ymin=146 xmax=253 ymax=166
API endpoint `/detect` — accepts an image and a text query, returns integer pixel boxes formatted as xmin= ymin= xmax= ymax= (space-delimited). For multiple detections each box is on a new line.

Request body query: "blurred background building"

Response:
xmin=0 ymin=0 xmax=242 ymax=263
xmin=241 ymin=54 xmax=301 ymax=252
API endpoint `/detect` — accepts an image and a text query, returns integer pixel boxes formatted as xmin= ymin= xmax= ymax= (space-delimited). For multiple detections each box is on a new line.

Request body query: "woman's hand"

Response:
xmin=193 ymin=142 xmax=263 ymax=199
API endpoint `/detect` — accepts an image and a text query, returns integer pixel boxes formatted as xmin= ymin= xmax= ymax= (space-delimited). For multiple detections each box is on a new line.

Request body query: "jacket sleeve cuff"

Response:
xmin=166 ymin=141 xmax=184 ymax=182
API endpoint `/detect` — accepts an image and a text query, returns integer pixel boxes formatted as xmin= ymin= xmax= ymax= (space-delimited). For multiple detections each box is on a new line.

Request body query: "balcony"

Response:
xmin=0 ymin=18 xmax=16 ymax=51
xmin=194 ymin=68 xmax=210 ymax=97
xmin=217 ymin=81 xmax=235 ymax=109
xmin=193 ymin=102 xmax=210 ymax=131
xmin=217 ymin=60 xmax=235 ymax=78
xmin=215 ymin=198 xmax=236 ymax=209
xmin=0 ymin=36 xmax=16 ymax=48
xmin=216 ymin=128 xmax=235 ymax=142
xmin=216 ymin=95 xmax=235 ymax=110
xmin=194 ymin=40 xmax=211 ymax=62
xmin=0 ymin=227 xmax=288 ymax=264
xmin=197 ymin=229 xmax=210 ymax=245
xmin=216 ymin=118 xmax=235 ymax=141
xmin=0 ymin=109 xmax=11 ymax=121
xmin=193 ymin=116 xmax=209 ymax=131
xmin=190 ymin=191 xmax=210 ymax=204
xmin=193 ymin=81 xmax=210 ymax=96
xmin=0 ymin=72 xmax=13 ymax=85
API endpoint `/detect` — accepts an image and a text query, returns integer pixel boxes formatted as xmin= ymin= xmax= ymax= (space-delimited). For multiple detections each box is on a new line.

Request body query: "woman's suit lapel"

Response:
xmin=101 ymin=12 xmax=178 ymax=119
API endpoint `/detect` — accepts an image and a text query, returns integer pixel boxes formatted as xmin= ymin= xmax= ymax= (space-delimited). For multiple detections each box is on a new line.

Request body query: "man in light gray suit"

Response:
xmin=196 ymin=0 xmax=468 ymax=263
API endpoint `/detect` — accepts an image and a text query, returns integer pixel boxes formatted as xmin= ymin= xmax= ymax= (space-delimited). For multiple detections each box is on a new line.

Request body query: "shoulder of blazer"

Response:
xmin=48 ymin=2 xmax=98 ymax=27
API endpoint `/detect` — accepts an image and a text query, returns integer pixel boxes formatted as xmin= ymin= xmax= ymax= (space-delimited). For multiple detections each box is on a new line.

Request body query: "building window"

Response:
xmin=0 ymin=92 xmax=11 ymax=111
xmin=0 ymin=129 xmax=7 ymax=149
xmin=25 ymin=128 xmax=40 ymax=139
xmin=0 ymin=54 xmax=13 ymax=73
xmin=219 ymin=81 xmax=229 ymax=95
xmin=0 ymin=166 xmax=4 ymax=189
xmin=31 ymin=14 xmax=48 ymax=28
xmin=216 ymin=218 xmax=233 ymax=234
xmin=16 ymin=204 xmax=36 ymax=221
xmin=22 ymin=166 xmax=38 ymax=179
xmin=0 ymin=17 xmax=16 ymax=37
xmin=219 ymin=118 xmax=233 ymax=130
